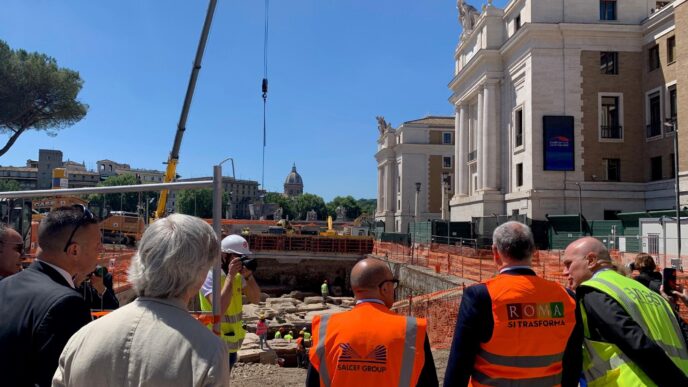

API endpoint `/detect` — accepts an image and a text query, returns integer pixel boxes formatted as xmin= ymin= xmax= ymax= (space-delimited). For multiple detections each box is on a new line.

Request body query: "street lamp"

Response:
xmin=574 ymin=182 xmax=583 ymax=235
xmin=414 ymin=182 xmax=421 ymax=220
xmin=665 ymin=120 xmax=681 ymax=263
xmin=211 ymin=156 xmax=235 ymax=338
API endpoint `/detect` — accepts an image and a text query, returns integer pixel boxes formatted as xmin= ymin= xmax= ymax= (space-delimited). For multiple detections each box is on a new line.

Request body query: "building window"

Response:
xmin=442 ymin=132 xmax=453 ymax=144
xmin=650 ymin=156 xmax=663 ymax=181
xmin=649 ymin=45 xmax=660 ymax=71
xmin=443 ymin=156 xmax=452 ymax=169
xmin=647 ymin=92 xmax=662 ymax=138
xmin=514 ymin=14 xmax=521 ymax=32
xmin=442 ymin=173 xmax=452 ymax=191
xmin=605 ymin=158 xmax=621 ymax=181
xmin=668 ymin=87 xmax=677 ymax=127
xmin=397 ymin=176 xmax=401 ymax=193
xmin=514 ymin=108 xmax=524 ymax=147
xmin=668 ymin=36 xmax=676 ymax=63
xmin=516 ymin=163 xmax=523 ymax=187
xmin=600 ymin=0 xmax=617 ymax=20
xmin=600 ymin=52 xmax=618 ymax=74
xmin=600 ymin=96 xmax=622 ymax=139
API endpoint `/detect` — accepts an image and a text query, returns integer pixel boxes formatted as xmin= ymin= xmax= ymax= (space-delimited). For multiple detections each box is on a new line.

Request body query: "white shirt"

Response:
xmin=37 ymin=259 xmax=75 ymax=288
xmin=200 ymin=269 xmax=246 ymax=297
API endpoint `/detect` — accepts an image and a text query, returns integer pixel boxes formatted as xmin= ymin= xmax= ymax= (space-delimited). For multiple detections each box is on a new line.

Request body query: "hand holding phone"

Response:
xmin=663 ymin=268 xmax=677 ymax=294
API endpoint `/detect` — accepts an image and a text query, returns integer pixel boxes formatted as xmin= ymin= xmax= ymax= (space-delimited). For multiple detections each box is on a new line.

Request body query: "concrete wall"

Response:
xmin=253 ymin=257 xmax=357 ymax=296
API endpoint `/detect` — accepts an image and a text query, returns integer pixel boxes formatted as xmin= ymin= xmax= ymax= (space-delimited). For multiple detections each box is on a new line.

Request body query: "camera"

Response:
xmin=92 ymin=265 xmax=107 ymax=277
xmin=240 ymin=256 xmax=258 ymax=272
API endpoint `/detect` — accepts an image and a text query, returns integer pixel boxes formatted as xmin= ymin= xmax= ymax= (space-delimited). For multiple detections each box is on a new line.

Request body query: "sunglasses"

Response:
xmin=378 ymin=278 xmax=399 ymax=290
xmin=63 ymin=204 xmax=96 ymax=252
xmin=0 ymin=242 xmax=24 ymax=254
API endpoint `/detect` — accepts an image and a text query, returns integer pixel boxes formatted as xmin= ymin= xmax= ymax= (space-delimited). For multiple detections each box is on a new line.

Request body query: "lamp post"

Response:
xmin=574 ymin=182 xmax=583 ymax=235
xmin=415 ymin=182 xmax=421 ymax=220
xmin=665 ymin=120 xmax=681 ymax=263
xmin=211 ymin=157 xmax=234 ymax=338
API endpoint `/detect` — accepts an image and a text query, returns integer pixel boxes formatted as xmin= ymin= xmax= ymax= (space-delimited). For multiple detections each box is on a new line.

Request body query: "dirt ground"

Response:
xmin=230 ymin=348 xmax=450 ymax=386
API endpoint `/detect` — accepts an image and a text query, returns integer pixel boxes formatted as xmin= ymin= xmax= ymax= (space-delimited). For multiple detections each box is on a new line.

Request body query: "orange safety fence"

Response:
xmin=377 ymin=241 xmax=688 ymax=322
xmin=392 ymin=287 xmax=462 ymax=349
xmin=247 ymin=234 xmax=373 ymax=255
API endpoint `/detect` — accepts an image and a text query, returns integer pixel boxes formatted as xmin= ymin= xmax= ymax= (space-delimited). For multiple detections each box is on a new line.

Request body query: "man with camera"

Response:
xmin=199 ymin=234 xmax=261 ymax=371
xmin=77 ymin=265 xmax=119 ymax=311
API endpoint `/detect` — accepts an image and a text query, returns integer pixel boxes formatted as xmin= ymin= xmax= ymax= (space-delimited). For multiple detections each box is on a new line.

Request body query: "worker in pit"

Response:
xmin=444 ymin=221 xmax=580 ymax=386
xmin=307 ymin=258 xmax=438 ymax=387
xmin=563 ymin=237 xmax=688 ymax=386
xmin=199 ymin=234 xmax=261 ymax=371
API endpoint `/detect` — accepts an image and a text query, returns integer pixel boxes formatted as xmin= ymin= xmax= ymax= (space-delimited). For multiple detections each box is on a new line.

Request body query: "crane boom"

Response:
xmin=155 ymin=0 xmax=218 ymax=219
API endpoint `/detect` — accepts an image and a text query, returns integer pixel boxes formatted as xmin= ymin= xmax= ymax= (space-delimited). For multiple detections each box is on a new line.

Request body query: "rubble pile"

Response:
xmin=237 ymin=292 xmax=354 ymax=364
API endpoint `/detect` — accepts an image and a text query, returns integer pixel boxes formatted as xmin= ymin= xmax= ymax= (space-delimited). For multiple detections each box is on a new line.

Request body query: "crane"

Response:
xmin=154 ymin=0 xmax=218 ymax=219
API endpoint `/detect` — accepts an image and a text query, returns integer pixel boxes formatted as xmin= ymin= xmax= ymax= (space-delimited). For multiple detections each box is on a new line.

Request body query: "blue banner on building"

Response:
xmin=543 ymin=115 xmax=574 ymax=171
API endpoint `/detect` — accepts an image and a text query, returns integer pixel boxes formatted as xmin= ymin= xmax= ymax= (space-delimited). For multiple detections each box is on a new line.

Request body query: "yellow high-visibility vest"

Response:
xmin=199 ymin=272 xmax=245 ymax=353
xmin=579 ymin=270 xmax=688 ymax=386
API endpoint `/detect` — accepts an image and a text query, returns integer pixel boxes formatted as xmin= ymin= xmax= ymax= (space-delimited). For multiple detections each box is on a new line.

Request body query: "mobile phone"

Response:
xmin=663 ymin=268 xmax=677 ymax=294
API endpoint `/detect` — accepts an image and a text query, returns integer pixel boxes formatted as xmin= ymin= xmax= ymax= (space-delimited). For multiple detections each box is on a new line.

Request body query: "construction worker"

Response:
xmin=275 ymin=327 xmax=284 ymax=339
xmin=444 ymin=221 xmax=579 ymax=386
xmin=307 ymin=258 xmax=438 ymax=386
xmin=563 ymin=237 xmax=688 ymax=385
xmin=284 ymin=330 xmax=294 ymax=342
xmin=199 ymin=234 xmax=261 ymax=371
xmin=321 ymin=279 xmax=329 ymax=305
xmin=301 ymin=327 xmax=312 ymax=346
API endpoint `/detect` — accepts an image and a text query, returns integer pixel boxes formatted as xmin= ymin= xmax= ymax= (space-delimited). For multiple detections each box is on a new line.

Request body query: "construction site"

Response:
xmin=2 ymin=178 xmax=688 ymax=386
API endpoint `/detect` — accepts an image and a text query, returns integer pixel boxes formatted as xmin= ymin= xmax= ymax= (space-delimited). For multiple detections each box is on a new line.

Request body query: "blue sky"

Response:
xmin=0 ymin=1 xmax=508 ymax=201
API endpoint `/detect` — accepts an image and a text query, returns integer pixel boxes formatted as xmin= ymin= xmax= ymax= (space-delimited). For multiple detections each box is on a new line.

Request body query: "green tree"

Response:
xmin=292 ymin=193 xmax=327 ymax=220
xmin=0 ymin=179 xmax=21 ymax=192
xmin=0 ymin=40 xmax=88 ymax=157
xmin=327 ymin=196 xmax=362 ymax=221
xmin=264 ymin=192 xmax=295 ymax=219
xmin=175 ymin=189 xmax=229 ymax=218
xmin=88 ymin=174 xmax=139 ymax=213
xmin=356 ymin=198 xmax=377 ymax=216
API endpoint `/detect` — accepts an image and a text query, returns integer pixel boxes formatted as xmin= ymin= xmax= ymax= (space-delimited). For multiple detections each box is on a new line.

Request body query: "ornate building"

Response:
xmin=450 ymin=0 xmax=685 ymax=221
xmin=284 ymin=164 xmax=304 ymax=197
xmin=375 ymin=116 xmax=455 ymax=232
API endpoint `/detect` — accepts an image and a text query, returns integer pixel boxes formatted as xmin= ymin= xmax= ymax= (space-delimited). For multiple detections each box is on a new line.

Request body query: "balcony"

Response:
xmin=646 ymin=123 xmax=661 ymax=138
xmin=467 ymin=150 xmax=477 ymax=162
xmin=600 ymin=125 xmax=622 ymax=139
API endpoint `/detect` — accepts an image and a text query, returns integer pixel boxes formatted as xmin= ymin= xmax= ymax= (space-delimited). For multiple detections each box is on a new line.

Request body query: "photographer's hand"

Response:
xmin=228 ymin=258 xmax=242 ymax=278
xmin=91 ymin=274 xmax=106 ymax=297
xmin=671 ymin=286 xmax=688 ymax=308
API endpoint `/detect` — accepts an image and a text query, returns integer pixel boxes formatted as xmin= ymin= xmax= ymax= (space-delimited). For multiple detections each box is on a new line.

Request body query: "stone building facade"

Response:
xmin=450 ymin=0 xmax=685 ymax=221
xmin=375 ymin=116 xmax=455 ymax=232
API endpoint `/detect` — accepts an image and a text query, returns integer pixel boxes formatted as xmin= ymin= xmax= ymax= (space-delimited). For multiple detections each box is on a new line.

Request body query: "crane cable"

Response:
xmin=261 ymin=0 xmax=270 ymax=189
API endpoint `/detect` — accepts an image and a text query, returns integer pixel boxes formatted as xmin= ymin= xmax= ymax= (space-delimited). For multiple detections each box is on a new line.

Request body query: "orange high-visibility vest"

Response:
xmin=471 ymin=274 xmax=576 ymax=387
xmin=309 ymin=302 xmax=427 ymax=387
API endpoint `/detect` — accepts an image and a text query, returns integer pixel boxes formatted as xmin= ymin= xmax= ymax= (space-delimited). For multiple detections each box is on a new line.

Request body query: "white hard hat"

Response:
xmin=221 ymin=234 xmax=252 ymax=255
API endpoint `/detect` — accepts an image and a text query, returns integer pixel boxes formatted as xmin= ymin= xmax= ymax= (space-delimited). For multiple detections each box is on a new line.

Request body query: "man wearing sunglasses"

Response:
xmin=0 ymin=222 xmax=24 ymax=280
xmin=307 ymin=258 xmax=438 ymax=387
xmin=0 ymin=205 xmax=101 ymax=386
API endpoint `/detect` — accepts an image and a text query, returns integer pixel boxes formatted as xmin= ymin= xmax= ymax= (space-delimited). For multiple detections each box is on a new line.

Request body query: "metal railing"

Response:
xmin=600 ymin=125 xmax=622 ymax=139
xmin=646 ymin=123 xmax=662 ymax=138
xmin=467 ymin=150 xmax=477 ymax=162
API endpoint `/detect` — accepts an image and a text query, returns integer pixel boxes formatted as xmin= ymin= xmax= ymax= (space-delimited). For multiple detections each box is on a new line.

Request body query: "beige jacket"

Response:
xmin=53 ymin=297 xmax=229 ymax=387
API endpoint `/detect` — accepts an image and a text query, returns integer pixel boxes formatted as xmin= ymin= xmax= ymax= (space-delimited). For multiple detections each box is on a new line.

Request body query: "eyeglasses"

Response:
xmin=378 ymin=278 xmax=399 ymax=290
xmin=63 ymin=204 xmax=96 ymax=252
xmin=0 ymin=242 xmax=24 ymax=254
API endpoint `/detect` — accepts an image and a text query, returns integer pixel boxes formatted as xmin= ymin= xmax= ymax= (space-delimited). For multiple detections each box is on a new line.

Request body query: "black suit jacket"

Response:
xmin=0 ymin=260 xmax=92 ymax=386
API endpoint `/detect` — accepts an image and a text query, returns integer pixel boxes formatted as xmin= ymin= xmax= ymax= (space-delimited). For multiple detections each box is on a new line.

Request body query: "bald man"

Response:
xmin=306 ymin=258 xmax=438 ymax=387
xmin=563 ymin=237 xmax=688 ymax=385
xmin=0 ymin=223 xmax=24 ymax=280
